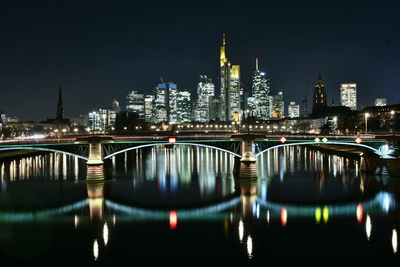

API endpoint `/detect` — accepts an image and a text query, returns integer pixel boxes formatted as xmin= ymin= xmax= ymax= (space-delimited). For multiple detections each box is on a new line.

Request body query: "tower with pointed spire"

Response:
xmin=56 ymin=85 xmax=64 ymax=120
xmin=312 ymin=72 xmax=327 ymax=114
xmin=219 ymin=33 xmax=241 ymax=121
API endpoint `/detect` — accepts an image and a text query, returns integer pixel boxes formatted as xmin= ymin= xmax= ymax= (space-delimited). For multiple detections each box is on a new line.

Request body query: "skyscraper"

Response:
xmin=153 ymin=83 xmax=168 ymax=123
xmin=273 ymin=91 xmax=285 ymax=118
xmin=219 ymin=34 xmax=241 ymax=121
xmin=312 ymin=73 xmax=327 ymax=114
xmin=177 ymin=90 xmax=192 ymax=122
xmin=251 ymin=58 xmax=271 ymax=119
xmin=152 ymin=82 xmax=178 ymax=123
xmin=126 ymin=90 xmax=145 ymax=119
xmin=340 ymin=83 xmax=357 ymax=110
xmin=144 ymin=95 xmax=154 ymax=122
xmin=195 ymin=75 xmax=215 ymax=122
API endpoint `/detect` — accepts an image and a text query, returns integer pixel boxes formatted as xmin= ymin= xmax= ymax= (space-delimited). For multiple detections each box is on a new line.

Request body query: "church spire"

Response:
xmin=56 ymin=85 xmax=64 ymax=120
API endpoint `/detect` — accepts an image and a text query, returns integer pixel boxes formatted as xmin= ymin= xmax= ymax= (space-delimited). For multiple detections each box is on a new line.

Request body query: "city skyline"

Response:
xmin=1 ymin=0 xmax=400 ymax=120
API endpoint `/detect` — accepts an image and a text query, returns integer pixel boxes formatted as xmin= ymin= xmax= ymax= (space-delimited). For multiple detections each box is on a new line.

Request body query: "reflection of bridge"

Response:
xmin=0 ymin=134 xmax=398 ymax=178
xmin=0 ymin=190 xmax=393 ymax=224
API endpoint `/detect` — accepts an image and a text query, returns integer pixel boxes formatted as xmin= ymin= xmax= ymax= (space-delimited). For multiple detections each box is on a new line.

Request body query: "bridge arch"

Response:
xmin=103 ymin=142 xmax=242 ymax=160
xmin=255 ymin=141 xmax=382 ymax=157
xmin=0 ymin=146 xmax=89 ymax=161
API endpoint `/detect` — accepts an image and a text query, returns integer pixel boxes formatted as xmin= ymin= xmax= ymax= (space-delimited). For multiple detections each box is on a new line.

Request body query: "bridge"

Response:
xmin=0 ymin=133 xmax=399 ymax=179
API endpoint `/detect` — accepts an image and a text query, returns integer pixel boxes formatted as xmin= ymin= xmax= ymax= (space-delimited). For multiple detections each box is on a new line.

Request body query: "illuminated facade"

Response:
xmin=251 ymin=58 xmax=271 ymax=119
xmin=312 ymin=73 xmax=327 ymax=114
xmin=195 ymin=75 xmax=215 ymax=122
xmin=288 ymin=101 xmax=300 ymax=118
xmin=126 ymin=90 xmax=145 ymax=119
xmin=153 ymin=82 xmax=178 ymax=123
xmin=177 ymin=90 xmax=192 ymax=122
xmin=375 ymin=98 xmax=387 ymax=106
xmin=340 ymin=83 xmax=357 ymax=110
xmin=273 ymin=91 xmax=285 ymax=118
xmin=219 ymin=34 xmax=241 ymax=121
xmin=144 ymin=95 xmax=154 ymax=122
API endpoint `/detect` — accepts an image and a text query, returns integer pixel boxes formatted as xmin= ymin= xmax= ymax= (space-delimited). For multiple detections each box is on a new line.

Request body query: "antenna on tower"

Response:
xmin=256 ymin=58 xmax=259 ymax=71
xmin=160 ymin=76 xmax=164 ymax=83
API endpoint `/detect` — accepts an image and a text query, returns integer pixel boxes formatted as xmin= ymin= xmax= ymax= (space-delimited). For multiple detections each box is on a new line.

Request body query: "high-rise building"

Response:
xmin=152 ymin=82 xmax=178 ymax=123
xmin=112 ymin=99 xmax=120 ymax=112
xmin=312 ymin=73 xmax=327 ymax=114
xmin=144 ymin=95 xmax=154 ymax=122
xmin=209 ymin=97 xmax=223 ymax=121
xmin=251 ymin=58 xmax=271 ymax=119
xmin=88 ymin=111 xmax=101 ymax=132
xmin=153 ymin=83 xmax=168 ymax=123
xmin=340 ymin=83 xmax=357 ymax=110
xmin=177 ymin=90 xmax=192 ymax=123
xmin=126 ymin=90 xmax=145 ymax=119
xmin=195 ymin=75 xmax=215 ymax=122
xmin=288 ymin=101 xmax=300 ymax=118
xmin=168 ymin=83 xmax=178 ymax=124
xmin=375 ymin=98 xmax=387 ymax=106
xmin=219 ymin=34 xmax=241 ymax=121
xmin=273 ymin=91 xmax=285 ymax=118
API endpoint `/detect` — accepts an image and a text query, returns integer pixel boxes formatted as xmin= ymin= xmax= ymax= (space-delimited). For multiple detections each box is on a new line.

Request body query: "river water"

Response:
xmin=0 ymin=145 xmax=399 ymax=265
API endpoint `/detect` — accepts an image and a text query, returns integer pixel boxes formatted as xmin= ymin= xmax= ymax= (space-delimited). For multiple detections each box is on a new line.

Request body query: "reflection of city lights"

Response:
xmin=113 ymin=214 xmax=116 ymax=226
xmin=247 ymin=235 xmax=253 ymax=259
xmin=239 ymin=219 xmax=244 ymax=242
xmin=315 ymin=207 xmax=321 ymax=224
xmin=74 ymin=214 xmax=78 ymax=229
xmin=93 ymin=239 xmax=99 ymax=261
xmin=103 ymin=223 xmax=109 ymax=246
xmin=393 ymin=229 xmax=398 ymax=254
xmin=323 ymin=206 xmax=329 ymax=223
xmin=366 ymin=215 xmax=371 ymax=241
xmin=169 ymin=211 xmax=178 ymax=229
xmin=280 ymin=208 xmax=287 ymax=227
xmin=357 ymin=204 xmax=363 ymax=223
xmin=266 ymin=210 xmax=270 ymax=224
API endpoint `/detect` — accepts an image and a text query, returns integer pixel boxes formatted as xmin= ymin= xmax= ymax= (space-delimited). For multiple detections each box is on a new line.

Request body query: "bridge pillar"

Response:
xmin=88 ymin=142 xmax=104 ymax=165
xmin=239 ymin=138 xmax=257 ymax=179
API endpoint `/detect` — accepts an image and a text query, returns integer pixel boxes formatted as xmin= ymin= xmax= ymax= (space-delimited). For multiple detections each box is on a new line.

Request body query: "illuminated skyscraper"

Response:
xmin=340 ymin=83 xmax=357 ymax=110
xmin=312 ymin=73 xmax=327 ymax=114
xmin=219 ymin=34 xmax=241 ymax=121
xmin=126 ymin=90 xmax=145 ymax=119
xmin=144 ymin=95 xmax=154 ymax=122
xmin=177 ymin=90 xmax=192 ymax=122
xmin=251 ymin=58 xmax=271 ymax=119
xmin=153 ymin=82 xmax=178 ymax=123
xmin=273 ymin=91 xmax=285 ymax=118
xmin=195 ymin=75 xmax=215 ymax=122
xmin=56 ymin=85 xmax=64 ymax=120
xmin=153 ymin=83 xmax=168 ymax=123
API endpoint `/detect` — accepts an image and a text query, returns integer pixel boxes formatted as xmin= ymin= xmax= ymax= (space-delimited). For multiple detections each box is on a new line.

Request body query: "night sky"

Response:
xmin=1 ymin=0 xmax=400 ymax=121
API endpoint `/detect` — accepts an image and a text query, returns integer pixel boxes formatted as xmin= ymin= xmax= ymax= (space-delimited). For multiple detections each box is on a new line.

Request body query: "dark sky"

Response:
xmin=1 ymin=0 xmax=400 ymax=121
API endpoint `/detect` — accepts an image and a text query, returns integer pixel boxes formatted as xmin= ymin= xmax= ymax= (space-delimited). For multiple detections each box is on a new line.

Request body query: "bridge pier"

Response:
xmin=238 ymin=137 xmax=257 ymax=179
xmin=86 ymin=138 xmax=105 ymax=181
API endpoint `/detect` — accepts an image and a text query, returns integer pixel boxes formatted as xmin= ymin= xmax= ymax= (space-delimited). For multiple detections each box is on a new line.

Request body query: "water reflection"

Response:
xmin=0 ymin=146 xmax=400 ymax=264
